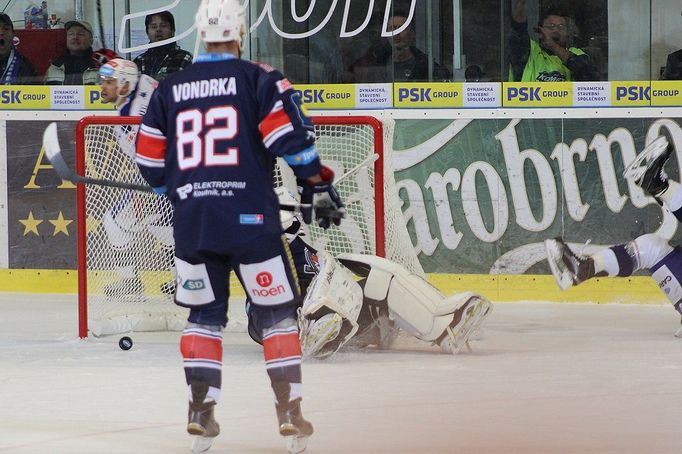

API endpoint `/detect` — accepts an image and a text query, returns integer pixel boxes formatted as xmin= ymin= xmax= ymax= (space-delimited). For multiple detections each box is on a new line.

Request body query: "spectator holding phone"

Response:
xmin=508 ymin=0 xmax=595 ymax=82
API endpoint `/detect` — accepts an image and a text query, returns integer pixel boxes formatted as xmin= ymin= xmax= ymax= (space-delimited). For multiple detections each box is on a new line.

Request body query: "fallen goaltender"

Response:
xmin=301 ymin=251 xmax=494 ymax=358
xmin=246 ymin=188 xmax=494 ymax=359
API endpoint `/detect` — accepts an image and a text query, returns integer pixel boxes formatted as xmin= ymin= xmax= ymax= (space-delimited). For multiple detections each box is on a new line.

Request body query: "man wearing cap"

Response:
xmin=44 ymin=20 xmax=113 ymax=85
xmin=133 ymin=11 xmax=192 ymax=81
xmin=0 ymin=13 xmax=38 ymax=84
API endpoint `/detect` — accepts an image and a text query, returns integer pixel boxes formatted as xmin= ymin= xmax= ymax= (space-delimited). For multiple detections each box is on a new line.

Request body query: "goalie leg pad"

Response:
xmin=299 ymin=250 xmax=362 ymax=357
xmin=353 ymin=254 xmax=487 ymax=342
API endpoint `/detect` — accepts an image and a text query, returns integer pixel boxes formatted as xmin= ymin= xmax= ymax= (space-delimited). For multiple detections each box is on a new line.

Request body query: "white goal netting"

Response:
xmin=76 ymin=115 xmax=422 ymax=337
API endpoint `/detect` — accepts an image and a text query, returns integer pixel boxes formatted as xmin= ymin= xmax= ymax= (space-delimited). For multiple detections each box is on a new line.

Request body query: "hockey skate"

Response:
xmin=437 ymin=296 xmax=493 ymax=354
xmin=187 ymin=382 xmax=220 ymax=453
xmin=276 ymin=398 xmax=313 ymax=454
xmin=545 ymin=238 xmax=595 ymax=291
xmin=623 ymin=135 xmax=673 ymax=198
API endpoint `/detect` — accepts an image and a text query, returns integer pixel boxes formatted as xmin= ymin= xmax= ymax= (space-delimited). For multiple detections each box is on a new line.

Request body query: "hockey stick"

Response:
xmin=333 ymin=153 xmax=379 ymax=186
xmin=43 ymin=122 xmax=154 ymax=192
xmin=41 ymin=123 xmax=337 ymax=219
xmin=96 ymin=0 xmax=106 ymax=49
xmin=43 ymin=122 xmax=341 ymax=222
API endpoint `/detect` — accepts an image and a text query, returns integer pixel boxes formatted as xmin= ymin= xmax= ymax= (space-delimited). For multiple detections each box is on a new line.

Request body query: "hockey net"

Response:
xmin=76 ymin=115 xmax=422 ymax=338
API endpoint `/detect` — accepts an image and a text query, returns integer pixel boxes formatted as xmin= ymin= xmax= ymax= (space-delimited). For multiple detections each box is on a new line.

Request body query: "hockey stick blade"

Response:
xmin=42 ymin=123 xmax=153 ymax=193
xmin=333 ymin=153 xmax=379 ymax=186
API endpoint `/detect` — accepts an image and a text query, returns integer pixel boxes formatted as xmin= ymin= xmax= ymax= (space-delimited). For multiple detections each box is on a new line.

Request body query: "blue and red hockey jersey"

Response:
xmin=135 ymin=53 xmax=321 ymax=252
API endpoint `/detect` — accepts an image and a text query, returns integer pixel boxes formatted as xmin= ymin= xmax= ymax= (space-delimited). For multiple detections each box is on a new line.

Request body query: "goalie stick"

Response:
xmin=41 ymin=123 xmax=341 ymax=219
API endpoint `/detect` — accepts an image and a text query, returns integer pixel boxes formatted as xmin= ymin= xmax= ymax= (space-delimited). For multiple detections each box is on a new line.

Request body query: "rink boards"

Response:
xmin=0 ymin=268 xmax=667 ymax=305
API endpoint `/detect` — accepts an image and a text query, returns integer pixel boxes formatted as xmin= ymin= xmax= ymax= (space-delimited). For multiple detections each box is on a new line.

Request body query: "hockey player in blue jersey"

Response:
xmin=135 ymin=1 xmax=344 ymax=453
xmin=546 ymin=136 xmax=682 ymax=338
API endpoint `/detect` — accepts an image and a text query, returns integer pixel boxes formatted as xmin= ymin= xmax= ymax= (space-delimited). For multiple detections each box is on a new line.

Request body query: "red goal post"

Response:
xmin=75 ymin=115 xmax=421 ymax=338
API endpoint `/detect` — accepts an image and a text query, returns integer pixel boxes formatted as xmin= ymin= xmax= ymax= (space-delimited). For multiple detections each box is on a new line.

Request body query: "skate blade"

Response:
xmin=623 ymin=135 xmax=669 ymax=181
xmin=191 ymin=434 xmax=216 ymax=453
xmin=544 ymin=239 xmax=573 ymax=291
xmin=674 ymin=326 xmax=682 ymax=338
xmin=286 ymin=434 xmax=310 ymax=454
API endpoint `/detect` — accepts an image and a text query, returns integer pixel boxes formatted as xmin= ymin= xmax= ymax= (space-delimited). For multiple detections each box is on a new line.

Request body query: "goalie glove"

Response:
xmin=297 ymin=166 xmax=345 ymax=230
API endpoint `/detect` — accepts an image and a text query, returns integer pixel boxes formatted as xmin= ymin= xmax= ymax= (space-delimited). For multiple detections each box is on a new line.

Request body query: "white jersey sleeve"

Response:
xmin=117 ymin=75 xmax=159 ymax=158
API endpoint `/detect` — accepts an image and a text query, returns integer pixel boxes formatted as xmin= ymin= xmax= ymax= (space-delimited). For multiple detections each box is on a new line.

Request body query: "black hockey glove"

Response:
xmin=297 ymin=166 xmax=345 ymax=230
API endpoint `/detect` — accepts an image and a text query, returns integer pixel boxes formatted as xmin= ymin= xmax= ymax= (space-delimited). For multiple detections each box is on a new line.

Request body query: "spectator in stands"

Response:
xmin=349 ymin=10 xmax=450 ymax=83
xmin=465 ymin=64 xmax=484 ymax=82
xmin=661 ymin=48 xmax=682 ymax=80
xmin=0 ymin=13 xmax=38 ymax=84
xmin=133 ymin=11 xmax=192 ymax=81
xmin=348 ymin=12 xmax=391 ymax=83
xmin=44 ymin=20 xmax=107 ymax=85
xmin=389 ymin=10 xmax=451 ymax=82
xmin=508 ymin=0 xmax=596 ymax=82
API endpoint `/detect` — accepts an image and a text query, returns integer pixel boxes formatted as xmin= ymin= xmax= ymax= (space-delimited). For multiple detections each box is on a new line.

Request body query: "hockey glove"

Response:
xmin=297 ymin=166 xmax=345 ymax=229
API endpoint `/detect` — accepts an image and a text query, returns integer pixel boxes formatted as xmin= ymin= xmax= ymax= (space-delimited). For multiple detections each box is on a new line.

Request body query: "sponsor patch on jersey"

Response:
xmin=175 ymin=258 xmax=216 ymax=306
xmin=276 ymin=78 xmax=292 ymax=94
xmin=240 ymin=256 xmax=294 ymax=305
xmin=240 ymin=214 xmax=264 ymax=225
xmin=652 ymin=264 xmax=682 ymax=303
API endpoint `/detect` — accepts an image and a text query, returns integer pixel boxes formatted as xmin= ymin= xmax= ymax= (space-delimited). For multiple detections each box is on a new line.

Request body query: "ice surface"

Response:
xmin=1 ymin=293 xmax=681 ymax=453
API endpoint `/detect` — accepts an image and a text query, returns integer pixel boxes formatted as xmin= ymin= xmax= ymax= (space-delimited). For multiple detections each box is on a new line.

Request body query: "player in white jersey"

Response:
xmin=546 ymin=136 xmax=682 ymax=337
xmin=98 ymin=58 xmax=176 ymax=299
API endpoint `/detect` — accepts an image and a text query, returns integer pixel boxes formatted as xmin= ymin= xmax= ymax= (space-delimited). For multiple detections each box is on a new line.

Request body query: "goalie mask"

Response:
xmin=195 ymin=0 xmax=246 ymax=47
xmin=99 ymin=58 xmax=139 ymax=104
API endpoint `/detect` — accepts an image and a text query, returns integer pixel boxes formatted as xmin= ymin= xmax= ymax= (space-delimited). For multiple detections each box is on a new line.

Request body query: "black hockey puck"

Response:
xmin=119 ymin=336 xmax=133 ymax=350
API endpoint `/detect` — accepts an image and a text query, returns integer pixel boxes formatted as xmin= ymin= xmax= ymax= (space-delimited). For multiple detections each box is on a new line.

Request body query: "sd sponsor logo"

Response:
xmin=183 ymin=279 xmax=206 ymax=290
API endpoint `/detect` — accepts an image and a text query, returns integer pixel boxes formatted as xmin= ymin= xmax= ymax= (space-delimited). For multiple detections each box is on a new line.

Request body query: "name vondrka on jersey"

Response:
xmin=172 ymin=77 xmax=237 ymax=102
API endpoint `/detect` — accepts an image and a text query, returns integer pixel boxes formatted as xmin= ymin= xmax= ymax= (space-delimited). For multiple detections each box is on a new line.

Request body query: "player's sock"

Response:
xmin=181 ymin=323 xmax=223 ymax=436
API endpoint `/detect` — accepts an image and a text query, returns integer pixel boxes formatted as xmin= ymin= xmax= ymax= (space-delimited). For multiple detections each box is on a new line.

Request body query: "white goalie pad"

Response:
xmin=299 ymin=250 xmax=363 ymax=358
xmin=337 ymin=254 xmax=493 ymax=351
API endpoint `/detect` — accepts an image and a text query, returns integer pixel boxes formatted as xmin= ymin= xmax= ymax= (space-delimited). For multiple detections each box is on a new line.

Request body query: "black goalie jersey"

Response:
xmin=135 ymin=53 xmax=321 ymax=253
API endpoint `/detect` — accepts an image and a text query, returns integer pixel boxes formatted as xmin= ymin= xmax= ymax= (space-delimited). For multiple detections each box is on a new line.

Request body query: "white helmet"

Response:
xmin=195 ymin=0 xmax=245 ymax=45
xmin=99 ymin=58 xmax=139 ymax=98
xmin=275 ymin=186 xmax=300 ymax=231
